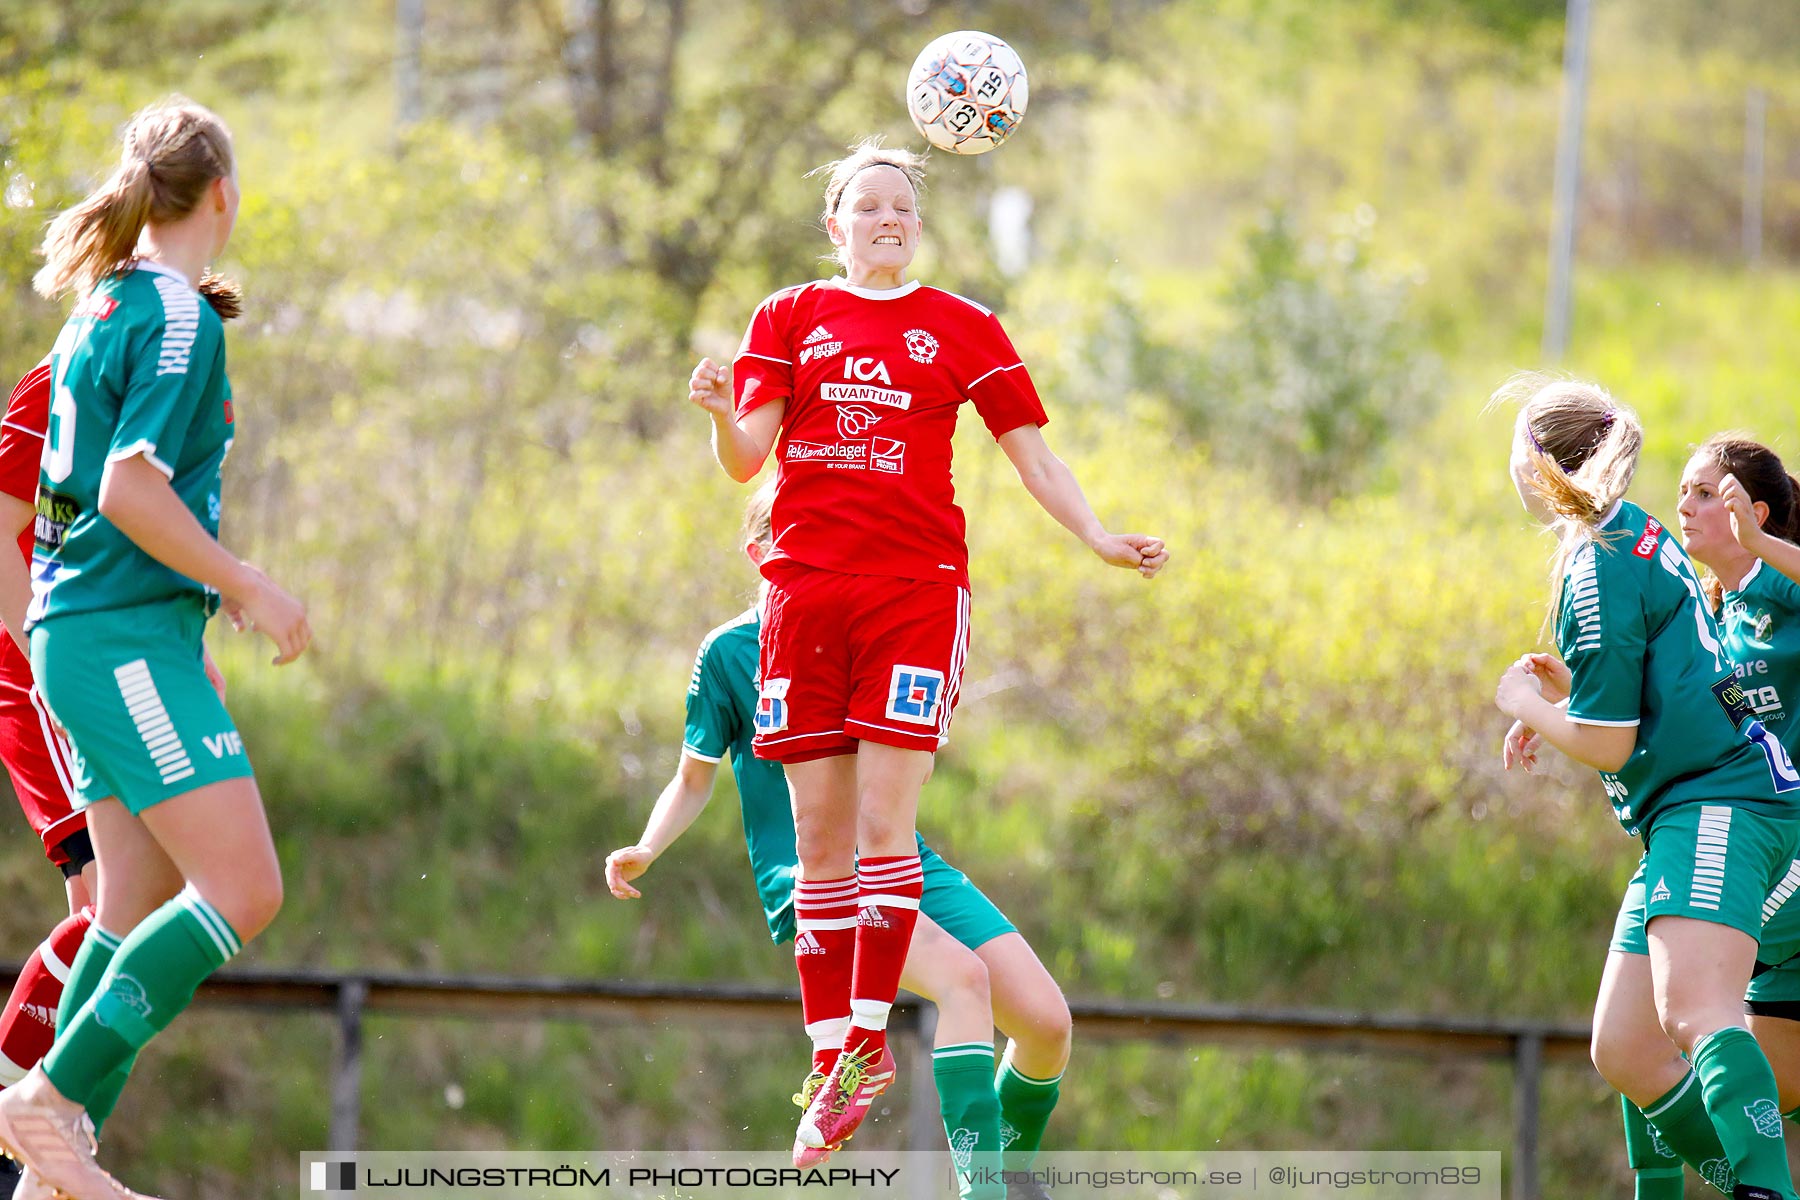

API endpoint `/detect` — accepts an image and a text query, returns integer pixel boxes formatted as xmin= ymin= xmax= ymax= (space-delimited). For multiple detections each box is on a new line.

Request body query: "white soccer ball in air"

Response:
xmin=905 ymin=30 xmax=1028 ymax=156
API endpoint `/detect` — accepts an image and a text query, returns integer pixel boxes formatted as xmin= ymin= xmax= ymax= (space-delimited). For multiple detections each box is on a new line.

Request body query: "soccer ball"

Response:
xmin=905 ymin=31 xmax=1028 ymax=156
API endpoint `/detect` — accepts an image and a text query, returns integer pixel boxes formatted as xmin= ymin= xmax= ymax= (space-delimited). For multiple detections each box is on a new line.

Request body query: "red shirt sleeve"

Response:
xmin=0 ymin=363 xmax=51 ymax=505
xmin=964 ymin=313 xmax=1047 ymax=440
xmin=734 ymin=288 xmax=797 ymax=417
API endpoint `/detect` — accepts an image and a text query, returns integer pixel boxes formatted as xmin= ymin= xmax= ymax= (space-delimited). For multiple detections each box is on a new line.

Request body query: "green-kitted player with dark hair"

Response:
xmin=1494 ymin=376 xmax=1800 ymax=1200
xmin=606 ymin=482 xmax=1069 ymax=1200
xmin=1681 ymin=437 xmax=1800 ymax=1152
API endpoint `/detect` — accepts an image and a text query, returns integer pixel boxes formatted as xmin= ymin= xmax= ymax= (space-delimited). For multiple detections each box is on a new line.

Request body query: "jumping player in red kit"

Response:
xmin=688 ymin=138 xmax=1168 ymax=1164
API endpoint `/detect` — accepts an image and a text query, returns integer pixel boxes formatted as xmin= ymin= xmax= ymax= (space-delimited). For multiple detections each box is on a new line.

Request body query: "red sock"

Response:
xmin=0 ymin=907 xmax=91 ymax=1088
xmin=794 ymin=876 xmax=857 ymax=1076
xmin=845 ymin=854 xmax=924 ymax=1062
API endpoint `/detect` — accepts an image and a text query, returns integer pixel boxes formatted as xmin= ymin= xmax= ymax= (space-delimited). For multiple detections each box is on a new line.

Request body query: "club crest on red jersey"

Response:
xmin=903 ymin=328 xmax=939 ymax=364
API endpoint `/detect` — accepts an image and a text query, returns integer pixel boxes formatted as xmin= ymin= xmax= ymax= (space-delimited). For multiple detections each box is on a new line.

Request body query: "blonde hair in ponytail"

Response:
xmin=1490 ymin=371 xmax=1646 ymax=625
xmin=34 ymin=97 xmax=235 ymax=302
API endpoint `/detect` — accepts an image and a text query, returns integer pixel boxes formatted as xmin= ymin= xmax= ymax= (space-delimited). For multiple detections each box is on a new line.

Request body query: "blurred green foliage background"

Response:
xmin=4 ymin=0 xmax=1800 ymax=1194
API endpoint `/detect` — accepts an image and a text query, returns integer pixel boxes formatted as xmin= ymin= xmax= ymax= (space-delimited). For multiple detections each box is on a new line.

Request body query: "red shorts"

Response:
xmin=753 ymin=562 xmax=970 ymax=763
xmin=0 ymin=677 xmax=86 ymax=865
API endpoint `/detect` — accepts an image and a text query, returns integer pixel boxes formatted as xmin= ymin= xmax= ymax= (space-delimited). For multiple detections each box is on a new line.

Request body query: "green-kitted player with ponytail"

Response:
xmin=1494 ymin=376 xmax=1800 ymax=1200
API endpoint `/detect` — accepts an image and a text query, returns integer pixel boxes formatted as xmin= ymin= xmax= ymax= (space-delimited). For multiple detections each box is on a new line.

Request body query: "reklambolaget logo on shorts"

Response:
xmin=309 ymin=1160 xmax=356 ymax=1193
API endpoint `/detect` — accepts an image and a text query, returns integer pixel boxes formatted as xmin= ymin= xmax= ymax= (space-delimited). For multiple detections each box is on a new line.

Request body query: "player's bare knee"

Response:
xmin=211 ymin=871 xmax=284 ymax=942
xmin=943 ymin=951 xmax=990 ymax=1009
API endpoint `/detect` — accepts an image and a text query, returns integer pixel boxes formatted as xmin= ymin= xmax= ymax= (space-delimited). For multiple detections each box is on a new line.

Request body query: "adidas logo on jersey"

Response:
xmin=803 ymin=325 xmax=833 ymax=346
xmin=21 ymin=1002 xmax=55 ymax=1030
xmin=857 ymin=905 xmax=891 ymax=930
xmin=794 ymin=931 xmax=827 ymax=956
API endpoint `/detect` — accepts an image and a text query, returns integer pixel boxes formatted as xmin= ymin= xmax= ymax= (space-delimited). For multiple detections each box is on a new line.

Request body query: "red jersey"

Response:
xmin=0 ymin=364 xmax=48 ymax=692
xmin=734 ymin=278 xmax=1046 ymax=589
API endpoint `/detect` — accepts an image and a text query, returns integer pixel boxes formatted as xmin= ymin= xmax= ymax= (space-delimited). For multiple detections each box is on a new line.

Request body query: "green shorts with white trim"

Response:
xmin=30 ymin=597 xmax=252 ymax=815
xmin=1610 ymin=801 xmax=1800 ymax=956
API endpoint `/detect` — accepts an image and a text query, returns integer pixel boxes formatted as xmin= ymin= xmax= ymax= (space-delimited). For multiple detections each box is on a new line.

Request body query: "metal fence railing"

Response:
xmin=4 ymin=965 xmax=1589 ymax=1200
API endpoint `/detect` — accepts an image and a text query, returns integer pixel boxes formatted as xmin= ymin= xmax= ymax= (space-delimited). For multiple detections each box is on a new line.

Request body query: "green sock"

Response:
xmin=51 ymin=924 xmax=135 ymax=1133
xmin=1642 ymin=1070 xmax=1736 ymax=1195
xmin=55 ymin=924 xmax=122 ymax=1032
xmin=933 ymin=1042 xmax=1003 ymax=1200
xmin=1691 ymin=1026 xmax=1797 ymax=1199
xmin=1623 ymin=1093 xmax=1688 ymax=1199
xmin=996 ymin=1052 xmax=1062 ymax=1170
xmin=43 ymin=887 xmax=239 ymax=1108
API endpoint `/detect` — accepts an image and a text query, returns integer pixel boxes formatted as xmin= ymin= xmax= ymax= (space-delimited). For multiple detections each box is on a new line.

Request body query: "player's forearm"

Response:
xmin=1013 ymin=448 xmax=1107 ymax=549
xmin=637 ymin=776 xmax=713 ymax=859
xmin=98 ymin=455 xmax=255 ymax=598
xmin=1509 ymin=692 xmax=1635 ymax=772
xmin=1748 ymin=528 xmax=1800 ymax=590
xmin=710 ymin=412 xmax=768 ymax=483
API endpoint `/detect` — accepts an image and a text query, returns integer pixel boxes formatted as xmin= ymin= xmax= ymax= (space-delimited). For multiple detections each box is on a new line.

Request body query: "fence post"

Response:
xmin=904 ymin=999 xmax=940 ymax=1200
xmin=1543 ymin=0 xmax=1593 ymax=361
xmin=1745 ymin=87 xmax=1768 ymax=267
xmin=1512 ymin=1032 xmax=1543 ymax=1200
xmin=329 ymin=978 xmax=368 ymax=1153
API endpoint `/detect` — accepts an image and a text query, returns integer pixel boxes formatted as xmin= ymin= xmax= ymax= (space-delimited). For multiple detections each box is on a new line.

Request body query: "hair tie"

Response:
xmin=1600 ymin=409 xmax=1616 ymax=429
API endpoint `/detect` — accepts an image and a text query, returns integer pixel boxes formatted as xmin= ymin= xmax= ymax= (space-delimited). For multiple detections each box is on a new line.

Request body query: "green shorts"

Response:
xmin=1748 ymin=954 xmax=1800 ymax=1007
xmin=773 ymin=835 xmax=1017 ymax=951
xmin=1609 ymin=802 xmax=1800 ymax=956
xmin=29 ymin=598 xmax=251 ymax=815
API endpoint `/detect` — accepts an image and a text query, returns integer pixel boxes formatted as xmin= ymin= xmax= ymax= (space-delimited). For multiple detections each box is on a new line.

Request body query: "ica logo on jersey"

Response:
xmin=844 ymin=357 xmax=892 ymax=384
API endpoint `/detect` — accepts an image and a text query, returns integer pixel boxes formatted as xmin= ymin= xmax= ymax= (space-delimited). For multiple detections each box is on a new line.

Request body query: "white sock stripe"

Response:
xmin=0 ymin=1049 xmax=26 ymax=1087
xmin=1641 ymin=1070 xmax=1696 ymax=1119
xmin=796 ymin=917 xmax=860 ymax=931
xmin=796 ymin=885 xmax=860 ymax=901
xmin=857 ymin=869 xmax=925 ymax=886
xmin=859 ymin=894 xmax=922 ymax=910
xmin=805 ymin=1016 xmax=851 ymax=1049
xmin=36 ymin=938 xmax=72 ymax=984
xmin=1001 ymin=1062 xmax=1065 ymax=1086
xmin=933 ymin=1044 xmax=996 ymax=1060
xmin=849 ymin=998 xmax=893 ymax=1030
xmin=857 ymin=871 xmax=924 ymax=889
xmin=180 ymin=893 xmax=235 ymax=961
xmin=857 ymin=857 xmax=923 ymax=874
xmin=179 ymin=885 xmax=241 ymax=958
xmin=90 ymin=925 xmax=124 ymax=950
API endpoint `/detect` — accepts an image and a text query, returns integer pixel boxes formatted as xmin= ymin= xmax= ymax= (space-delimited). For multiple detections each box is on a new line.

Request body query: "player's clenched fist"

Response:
xmin=688 ymin=358 xmax=733 ymax=417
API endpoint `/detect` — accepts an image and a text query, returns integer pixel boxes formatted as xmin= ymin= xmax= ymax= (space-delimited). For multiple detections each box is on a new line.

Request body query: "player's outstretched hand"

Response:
xmin=605 ymin=845 xmax=655 ymax=899
xmin=224 ymin=564 xmax=312 ymax=665
xmin=688 ymin=358 xmax=734 ymax=418
xmin=1092 ymin=533 xmax=1168 ymax=579
xmin=1502 ymin=719 xmax=1542 ymax=773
